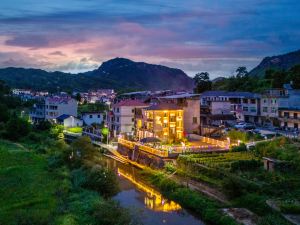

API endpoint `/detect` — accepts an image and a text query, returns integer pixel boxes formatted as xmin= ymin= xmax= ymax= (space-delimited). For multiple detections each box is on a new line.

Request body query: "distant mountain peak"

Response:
xmin=249 ymin=49 xmax=300 ymax=76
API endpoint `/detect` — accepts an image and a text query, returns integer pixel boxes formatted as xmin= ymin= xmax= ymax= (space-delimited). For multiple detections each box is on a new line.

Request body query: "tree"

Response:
xmin=75 ymin=93 xmax=81 ymax=102
xmin=288 ymin=65 xmax=300 ymax=89
xmin=193 ymin=72 xmax=212 ymax=93
xmin=235 ymin=66 xmax=248 ymax=78
xmin=4 ymin=117 xmax=31 ymax=140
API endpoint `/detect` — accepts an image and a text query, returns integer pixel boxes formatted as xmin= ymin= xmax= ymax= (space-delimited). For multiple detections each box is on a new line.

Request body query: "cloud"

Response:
xmin=0 ymin=0 xmax=299 ymax=78
xmin=49 ymin=51 xmax=66 ymax=56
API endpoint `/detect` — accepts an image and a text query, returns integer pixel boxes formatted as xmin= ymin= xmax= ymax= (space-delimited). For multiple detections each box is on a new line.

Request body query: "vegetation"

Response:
xmin=193 ymin=72 xmax=212 ymax=93
xmin=78 ymin=102 xmax=108 ymax=114
xmin=140 ymin=168 xmax=238 ymax=225
xmin=174 ymin=137 xmax=300 ymax=224
xmin=212 ymin=64 xmax=300 ymax=92
xmin=0 ymin=80 xmax=134 ymax=225
xmin=66 ymin=126 xmax=83 ymax=133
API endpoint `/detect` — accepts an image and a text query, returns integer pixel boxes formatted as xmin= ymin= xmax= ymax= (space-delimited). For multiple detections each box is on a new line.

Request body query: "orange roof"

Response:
xmin=113 ymin=99 xmax=148 ymax=107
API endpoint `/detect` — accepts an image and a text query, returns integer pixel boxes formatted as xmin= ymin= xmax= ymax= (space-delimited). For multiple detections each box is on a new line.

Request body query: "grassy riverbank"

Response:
xmin=0 ymin=134 xmax=134 ymax=225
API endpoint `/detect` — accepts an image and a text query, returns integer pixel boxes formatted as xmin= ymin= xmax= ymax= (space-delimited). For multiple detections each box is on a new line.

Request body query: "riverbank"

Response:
xmin=138 ymin=167 xmax=238 ymax=225
xmin=0 ymin=135 xmax=133 ymax=225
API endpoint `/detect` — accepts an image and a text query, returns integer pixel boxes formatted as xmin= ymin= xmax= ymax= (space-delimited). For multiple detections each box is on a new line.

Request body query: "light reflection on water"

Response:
xmin=104 ymin=158 xmax=205 ymax=225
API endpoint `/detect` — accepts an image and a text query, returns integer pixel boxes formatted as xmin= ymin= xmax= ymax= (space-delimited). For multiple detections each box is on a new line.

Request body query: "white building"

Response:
xmin=56 ymin=114 xmax=83 ymax=128
xmin=107 ymin=99 xmax=148 ymax=137
xmin=82 ymin=112 xmax=105 ymax=126
xmin=30 ymin=95 xmax=78 ymax=123
xmin=45 ymin=96 xmax=77 ymax=120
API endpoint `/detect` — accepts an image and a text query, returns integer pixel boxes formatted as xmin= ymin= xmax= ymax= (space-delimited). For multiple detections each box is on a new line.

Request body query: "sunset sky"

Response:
xmin=0 ymin=0 xmax=299 ymax=78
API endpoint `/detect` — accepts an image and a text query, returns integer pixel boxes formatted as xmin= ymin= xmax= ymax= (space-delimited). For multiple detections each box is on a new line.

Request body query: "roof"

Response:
xmin=146 ymin=103 xmax=182 ymax=111
xmin=113 ymin=99 xmax=148 ymax=107
xmin=159 ymin=93 xmax=200 ymax=99
xmin=56 ymin=114 xmax=71 ymax=121
xmin=202 ymin=91 xmax=260 ymax=98
xmin=46 ymin=96 xmax=74 ymax=104
xmin=121 ymin=91 xmax=151 ymax=96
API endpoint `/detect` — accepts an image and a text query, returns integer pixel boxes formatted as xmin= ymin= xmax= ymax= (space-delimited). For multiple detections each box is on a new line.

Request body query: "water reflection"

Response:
xmin=117 ymin=167 xmax=181 ymax=212
xmin=104 ymin=157 xmax=205 ymax=225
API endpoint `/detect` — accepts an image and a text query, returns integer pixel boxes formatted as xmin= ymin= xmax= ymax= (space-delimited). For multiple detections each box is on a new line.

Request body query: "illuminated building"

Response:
xmin=136 ymin=103 xmax=184 ymax=141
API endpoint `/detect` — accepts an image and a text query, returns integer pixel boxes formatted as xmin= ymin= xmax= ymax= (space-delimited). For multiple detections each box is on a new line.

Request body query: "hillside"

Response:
xmin=0 ymin=58 xmax=194 ymax=92
xmin=249 ymin=49 xmax=300 ymax=76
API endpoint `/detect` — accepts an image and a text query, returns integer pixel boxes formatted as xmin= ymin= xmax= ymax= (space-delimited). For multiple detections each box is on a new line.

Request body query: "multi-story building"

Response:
xmin=278 ymin=108 xmax=300 ymax=130
xmin=136 ymin=103 xmax=184 ymax=141
xmin=107 ymin=99 xmax=148 ymax=137
xmin=45 ymin=96 xmax=77 ymax=120
xmin=201 ymin=91 xmax=260 ymax=123
xmin=30 ymin=96 xmax=78 ymax=123
xmin=158 ymin=93 xmax=200 ymax=134
xmin=260 ymin=85 xmax=300 ymax=127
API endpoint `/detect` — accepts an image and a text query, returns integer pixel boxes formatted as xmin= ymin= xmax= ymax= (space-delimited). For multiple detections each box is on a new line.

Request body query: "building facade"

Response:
xmin=81 ymin=112 xmax=105 ymax=126
xmin=107 ymin=99 xmax=148 ymax=137
xmin=136 ymin=103 xmax=184 ymax=141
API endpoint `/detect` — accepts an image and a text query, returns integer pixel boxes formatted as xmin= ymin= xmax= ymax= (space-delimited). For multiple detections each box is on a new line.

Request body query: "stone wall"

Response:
xmin=118 ymin=144 xmax=165 ymax=168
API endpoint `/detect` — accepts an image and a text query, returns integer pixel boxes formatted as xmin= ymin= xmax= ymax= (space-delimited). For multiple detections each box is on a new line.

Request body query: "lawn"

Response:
xmin=66 ymin=126 xmax=83 ymax=133
xmin=0 ymin=140 xmax=59 ymax=225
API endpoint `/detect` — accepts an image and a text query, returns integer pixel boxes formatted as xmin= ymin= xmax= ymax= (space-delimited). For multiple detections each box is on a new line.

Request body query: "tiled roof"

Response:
xmin=159 ymin=93 xmax=200 ymax=99
xmin=202 ymin=91 xmax=260 ymax=98
xmin=56 ymin=114 xmax=71 ymax=121
xmin=46 ymin=96 xmax=74 ymax=104
xmin=113 ymin=99 xmax=148 ymax=107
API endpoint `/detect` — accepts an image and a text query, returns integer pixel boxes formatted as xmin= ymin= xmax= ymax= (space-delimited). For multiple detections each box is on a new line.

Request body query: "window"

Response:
xmin=192 ymin=117 xmax=197 ymax=124
xmin=116 ymin=108 xmax=119 ymax=113
xmin=294 ymin=113 xmax=298 ymax=119
xmin=132 ymin=118 xmax=134 ymax=122
xmin=97 ymin=114 xmax=100 ymax=118
xmin=294 ymin=123 xmax=298 ymax=129
xmin=132 ymin=109 xmax=135 ymax=113
xmin=243 ymin=107 xmax=248 ymax=112
xmin=250 ymin=99 xmax=256 ymax=104
xmin=116 ymin=117 xmax=119 ymax=122
xmin=284 ymin=112 xmax=289 ymax=118
xmin=250 ymin=107 xmax=256 ymax=113
xmin=89 ymin=115 xmax=93 ymax=118
xmin=263 ymin=107 xmax=268 ymax=113
xmin=243 ymin=99 xmax=248 ymax=104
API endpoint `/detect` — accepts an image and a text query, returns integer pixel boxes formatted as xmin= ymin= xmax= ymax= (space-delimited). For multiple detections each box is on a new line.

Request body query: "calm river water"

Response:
xmin=103 ymin=158 xmax=205 ymax=225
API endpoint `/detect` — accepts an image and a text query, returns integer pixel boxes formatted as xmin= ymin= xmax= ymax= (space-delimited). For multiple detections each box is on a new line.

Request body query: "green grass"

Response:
xmin=66 ymin=127 xmax=82 ymax=134
xmin=0 ymin=140 xmax=59 ymax=225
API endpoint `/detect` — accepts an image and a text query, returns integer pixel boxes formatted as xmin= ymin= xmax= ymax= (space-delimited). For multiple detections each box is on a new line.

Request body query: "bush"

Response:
xmin=231 ymin=143 xmax=247 ymax=152
xmin=35 ymin=120 xmax=52 ymax=131
xmin=280 ymin=202 xmax=300 ymax=214
xmin=230 ymin=160 xmax=262 ymax=172
xmin=83 ymin=166 xmax=119 ymax=198
xmin=4 ymin=117 xmax=31 ymax=140
xmin=91 ymin=200 xmax=132 ymax=225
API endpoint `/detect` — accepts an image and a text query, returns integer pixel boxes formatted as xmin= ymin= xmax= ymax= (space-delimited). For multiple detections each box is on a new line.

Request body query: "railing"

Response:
xmin=118 ymin=138 xmax=168 ymax=157
xmin=201 ymin=136 xmax=228 ymax=148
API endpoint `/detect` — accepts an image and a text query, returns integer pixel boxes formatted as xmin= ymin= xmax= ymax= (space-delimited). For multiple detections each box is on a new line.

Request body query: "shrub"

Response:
xmin=280 ymin=202 xmax=300 ymax=214
xmin=91 ymin=200 xmax=132 ymax=225
xmin=230 ymin=160 xmax=262 ymax=172
xmin=231 ymin=143 xmax=247 ymax=152
xmin=4 ymin=117 xmax=31 ymax=140
xmin=83 ymin=166 xmax=119 ymax=198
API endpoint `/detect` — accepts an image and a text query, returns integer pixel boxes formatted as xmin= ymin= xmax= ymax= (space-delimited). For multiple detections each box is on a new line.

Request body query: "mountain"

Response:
xmin=249 ymin=49 xmax=300 ymax=76
xmin=0 ymin=58 xmax=194 ymax=92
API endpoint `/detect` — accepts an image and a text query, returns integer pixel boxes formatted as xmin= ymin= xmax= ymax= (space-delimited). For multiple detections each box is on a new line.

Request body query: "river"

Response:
xmin=103 ymin=157 xmax=205 ymax=225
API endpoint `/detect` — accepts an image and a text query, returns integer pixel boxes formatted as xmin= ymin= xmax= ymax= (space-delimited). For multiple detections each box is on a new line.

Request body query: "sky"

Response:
xmin=0 ymin=0 xmax=299 ymax=78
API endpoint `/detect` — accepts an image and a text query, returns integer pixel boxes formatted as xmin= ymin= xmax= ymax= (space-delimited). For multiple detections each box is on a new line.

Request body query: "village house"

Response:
xmin=201 ymin=91 xmax=260 ymax=124
xmin=56 ymin=114 xmax=83 ymax=128
xmin=81 ymin=112 xmax=105 ymax=126
xmin=107 ymin=99 xmax=148 ymax=137
xmin=278 ymin=108 xmax=300 ymax=130
xmin=30 ymin=95 xmax=78 ymax=123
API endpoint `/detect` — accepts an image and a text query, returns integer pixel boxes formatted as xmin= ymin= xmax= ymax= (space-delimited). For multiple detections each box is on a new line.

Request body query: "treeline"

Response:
xmin=194 ymin=64 xmax=300 ymax=93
